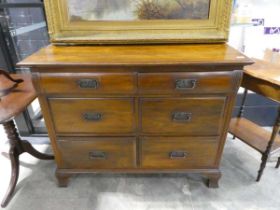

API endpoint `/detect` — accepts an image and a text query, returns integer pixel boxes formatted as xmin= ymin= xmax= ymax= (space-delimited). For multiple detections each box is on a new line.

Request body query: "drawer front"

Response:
xmin=49 ymin=98 xmax=135 ymax=134
xmin=57 ymin=137 xmax=136 ymax=169
xmin=139 ymin=72 xmax=234 ymax=94
xmin=40 ymin=73 xmax=136 ymax=95
xmin=140 ymin=97 xmax=225 ymax=135
xmin=141 ymin=137 xmax=218 ymax=168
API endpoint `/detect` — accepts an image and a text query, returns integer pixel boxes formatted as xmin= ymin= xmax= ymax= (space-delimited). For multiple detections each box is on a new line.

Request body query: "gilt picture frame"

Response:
xmin=44 ymin=0 xmax=233 ymax=44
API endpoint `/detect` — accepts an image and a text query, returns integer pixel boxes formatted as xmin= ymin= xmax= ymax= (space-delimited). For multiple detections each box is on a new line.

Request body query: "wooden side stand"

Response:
xmin=0 ymin=69 xmax=54 ymax=208
xmin=229 ymin=59 xmax=280 ymax=181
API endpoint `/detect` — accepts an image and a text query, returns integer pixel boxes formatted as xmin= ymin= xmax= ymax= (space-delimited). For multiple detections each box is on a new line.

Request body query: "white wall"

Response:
xmin=228 ymin=0 xmax=280 ymax=59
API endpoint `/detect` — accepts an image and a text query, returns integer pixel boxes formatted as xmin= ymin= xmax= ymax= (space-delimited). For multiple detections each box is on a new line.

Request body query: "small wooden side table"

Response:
xmin=0 ymin=70 xmax=54 ymax=208
xmin=229 ymin=59 xmax=280 ymax=181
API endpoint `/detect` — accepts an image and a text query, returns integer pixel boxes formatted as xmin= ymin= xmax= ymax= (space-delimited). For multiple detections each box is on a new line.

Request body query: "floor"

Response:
xmin=0 ymin=126 xmax=279 ymax=210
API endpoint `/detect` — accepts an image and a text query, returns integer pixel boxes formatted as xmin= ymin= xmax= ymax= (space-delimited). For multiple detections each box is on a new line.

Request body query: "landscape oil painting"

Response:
xmin=44 ymin=0 xmax=232 ymax=44
xmin=68 ymin=0 xmax=211 ymax=21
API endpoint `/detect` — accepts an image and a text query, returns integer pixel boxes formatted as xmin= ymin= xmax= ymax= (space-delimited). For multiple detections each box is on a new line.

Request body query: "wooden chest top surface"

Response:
xmin=18 ymin=44 xmax=252 ymax=68
xmin=244 ymin=59 xmax=280 ymax=87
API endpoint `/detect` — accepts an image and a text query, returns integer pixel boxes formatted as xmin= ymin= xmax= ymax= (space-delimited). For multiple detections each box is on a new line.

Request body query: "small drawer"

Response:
xmin=141 ymin=137 xmax=218 ymax=168
xmin=40 ymin=73 xmax=136 ymax=95
xmin=57 ymin=137 xmax=136 ymax=169
xmin=49 ymin=98 xmax=135 ymax=134
xmin=138 ymin=72 xmax=234 ymax=94
xmin=140 ymin=97 xmax=225 ymax=135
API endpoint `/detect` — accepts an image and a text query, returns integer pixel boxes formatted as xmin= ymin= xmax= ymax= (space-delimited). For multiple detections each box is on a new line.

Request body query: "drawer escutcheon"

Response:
xmin=175 ymin=79 xmax=197 ymax=90
xmin=77 ymin=79 xmax=99 ymax=89
xmin=83 ymin=112 xmax=102 ymax=121
xmin=169 ymin=151 xmax=188 ymax=159
xmin=89 ymin=151 xmax=106 ymax=160
xmin=172 ymin=112 xmax=192 ymax=122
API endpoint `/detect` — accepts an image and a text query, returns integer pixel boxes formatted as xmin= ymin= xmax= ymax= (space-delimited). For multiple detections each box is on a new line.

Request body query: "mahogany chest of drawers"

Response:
xmin=19 ymin=44 xmax=252 ymax=188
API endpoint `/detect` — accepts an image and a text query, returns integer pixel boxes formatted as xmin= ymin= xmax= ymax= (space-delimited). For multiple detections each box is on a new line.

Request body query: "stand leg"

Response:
xmin=1 ymin=149 xmax=19 ymax=208
xmin=21 ymin=140 xmax=54 ymax=160
xmin=233 ymin=89 xmax=248 ymax=140
xmin=205 ymin=171 xmax=221 ymax=188
xmin=1 ymin=120 xmax=54 ymax=207
xmin=1 ymin=121 xmax=21 ymax=208
xmin=256 ymin=154 xmax=268 ymax=182
xmin=257 ymin=106 xmax=280 ymax=181
xmin=56 ymin=170 xmax=71 ymax=187
xmin=276 ymin=157 xmax=280 ymax=169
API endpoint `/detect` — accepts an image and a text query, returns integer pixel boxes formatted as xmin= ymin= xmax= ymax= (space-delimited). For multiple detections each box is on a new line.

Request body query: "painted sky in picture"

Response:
xmin=68 ymin=0 xmax=211 ymax=21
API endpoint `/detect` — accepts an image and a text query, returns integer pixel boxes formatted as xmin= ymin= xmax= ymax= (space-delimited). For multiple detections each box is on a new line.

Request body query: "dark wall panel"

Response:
xmin=0 ymin=47 xmax=9 ymax=70
xmin=233 ymin=92 xmax=279 ymax=126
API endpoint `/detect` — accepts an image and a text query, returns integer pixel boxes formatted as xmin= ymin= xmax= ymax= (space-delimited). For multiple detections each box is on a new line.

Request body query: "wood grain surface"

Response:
xmin=0 ymin=74 xmax=36 ymax=123
xmin=19 ymin=44 xmax=251 ymax=188
xmin=18 ymin=44 xmax=252 ymax=67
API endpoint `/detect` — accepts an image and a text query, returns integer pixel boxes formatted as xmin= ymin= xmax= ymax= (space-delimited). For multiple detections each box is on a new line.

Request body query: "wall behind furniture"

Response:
xmin=0 ymin=48 xmax=8 ymax=70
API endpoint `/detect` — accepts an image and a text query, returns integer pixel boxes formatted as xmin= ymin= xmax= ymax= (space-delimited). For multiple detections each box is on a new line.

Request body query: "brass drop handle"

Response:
xmin=175 ymin=79 xmax=197 ymax=89
xmin=89 ymin=151 xmax=106 ymax=160
xmin=172 ymin=112 xmax=192 ymax=122
xmin=83 ymin=112 xmax=102 ymax=121
xmin=77 ymin=79 xmax=99 ymax=89
xmin=169 ymin=151 xmax=188 ymax=159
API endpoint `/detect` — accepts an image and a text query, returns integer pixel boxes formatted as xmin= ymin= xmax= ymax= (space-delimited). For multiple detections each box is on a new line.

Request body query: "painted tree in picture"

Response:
xmin=68 ymin=0 xmax=211 ymax=21
xmin=135 ymin=0 xmax=210 ymax=19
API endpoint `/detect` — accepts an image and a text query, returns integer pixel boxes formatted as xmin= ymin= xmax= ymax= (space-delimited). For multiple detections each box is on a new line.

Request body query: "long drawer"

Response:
xmin=40 ymin=73 xmax=136 ymax=95
xmin=40 ymin=72 xmax=233 ymax=96
xmin=138 ymin=72 xmax=234 ymax=94
xmin=140 ymin=97 xmax=226 ymax=135
xmin=49 ymin=98 xmax=136 ymax=134
xmin=57 ymin=137 xmax=137 ymax=169
xmin=140 ymin=137 xmax=218 ymax=168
